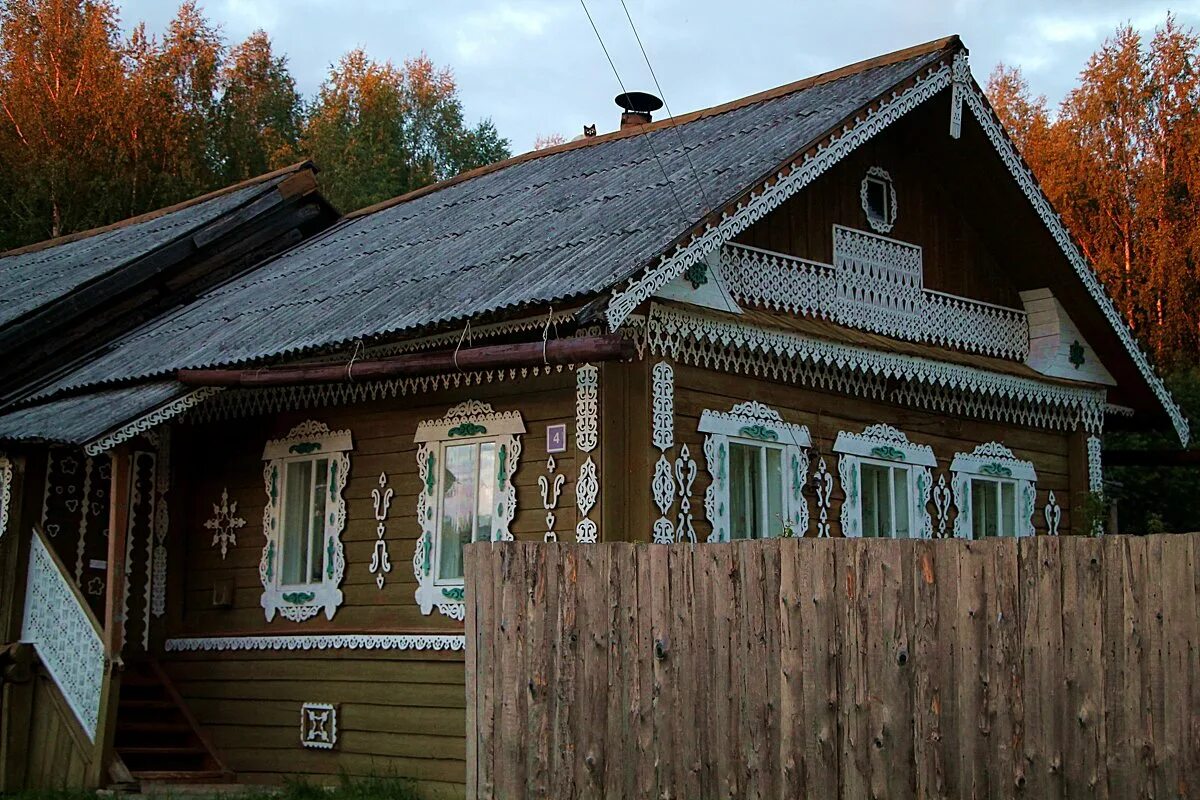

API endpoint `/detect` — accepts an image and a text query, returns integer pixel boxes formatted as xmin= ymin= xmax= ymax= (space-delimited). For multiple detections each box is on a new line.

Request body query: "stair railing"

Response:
xmin=20 ymin=525 xmax=106 ymax=741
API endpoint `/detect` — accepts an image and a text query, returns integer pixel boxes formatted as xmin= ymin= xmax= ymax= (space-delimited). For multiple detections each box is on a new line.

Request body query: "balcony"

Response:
xmin=720 ymin=228 xmax=1029 ymax=361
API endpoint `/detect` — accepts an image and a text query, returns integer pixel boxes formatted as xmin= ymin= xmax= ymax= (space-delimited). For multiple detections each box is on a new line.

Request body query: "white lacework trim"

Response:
xmin=722 ymin=242 xmax=1029 ymax=360
xmin=645 ymin=304 xmax=1106 ymax=433
xmin=958 ymin=79 xmax=1187 ymax=445
xmin=84 ymin=388 xmax=222 ymax=455
xmin=606 ymin=59 xmax=954 ymax=330
xmin=164 ymin=634 xmax=466 ymax=652
xmin=0 ymin=455 xmax=11 ymax=539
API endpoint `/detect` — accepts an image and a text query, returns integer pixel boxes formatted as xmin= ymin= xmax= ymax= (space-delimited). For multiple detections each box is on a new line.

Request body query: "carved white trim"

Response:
xmin=1044 ymin=490 xmax=1062 ymax=535
xmin=652 ymin=362 xmax=675 ymax=452
xmin=652 ymin=455 xmax=674 ymax=543
xmin=860 ymin=166 xmax=898 ymax=233
xmin=699 ymin=401 xmax=810 ymax=541
xmin=835 ymin=424 xmax=934 ymax=539
xmin=575 ymin=364 xmax=600 ymax=542
xmin=83 ymin=388 xmax=222 ymax=456
xmin=674 ymin=444 xmax=698 ymax=543
xmin=0 ymin=454 xmax=11 ymax=539
xmin=575 ymin=365 xmax=599 ymax=454
xmin=950 ymin=442 xmax=1038 ymax=538
xmin=204 ymin=489 xmax=245 ymax=560
xmin=370 ymin=473 xmax=394 ymax=589
xmin=124 ymin=450 xmax=156 ymax=652
xmin=150 ymin=431 xmax=170 ymax=618
xmin=949 ymin=50 xmax=968 ymax=138
xmin=606 ymin=57 xmax=954 ymax=329
xmin=301 ymin=702 xmax=337 ymax=750
xmin=1087 ymin=435 xmax=1103 ymax=495
xmin=260 ymin=421 xmax=352 ymax=623
xmin=414 ymin=402 xmax=524 ymax=620
xmin=957 ymin=73 xmax=1187 ymax=444
xmin=645 ymin=304 xmax=1106 ymax=434
xmin=22 ymin=533 xmax=105 ymax=740
xmin=539 ymin=456 xmax=565 ymax=542
xmin=814 ymin=457 xmax=833 ymax=538
xmin=75 ymin=456 xmax=92 ymax=583
xmin=164 ymin=634 xmax=467 ymax=652
xmin=933 ymin=473 xmax=952 ymax=538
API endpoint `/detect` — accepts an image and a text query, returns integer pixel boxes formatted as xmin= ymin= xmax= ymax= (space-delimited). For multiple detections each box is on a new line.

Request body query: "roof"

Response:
xmin=0 ymin=164 xmax=307 ymax=330
xmin=0 ymin=382 xmax=191 ymax=450
xmin=31 ymin=38 xmax=957 ymax=395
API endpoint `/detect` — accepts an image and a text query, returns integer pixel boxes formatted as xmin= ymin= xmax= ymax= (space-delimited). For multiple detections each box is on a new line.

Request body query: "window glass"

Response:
xmin=893 ymin=467 xmax=910 ymax=538
xmin=1001 ymin=481 xmax=1016 ymax=535
xmin=308 ymin=458 xmax=328 ymax=582
xmin=438 ymin=444 xmax=478 ymax=581
xmin=861 ymin=463 xmax=891 ymax=538
xmin=476 ymin=443 xmax=497 ymax=542
xmin=729 ymin=442 xmax=760 ymax=540
xmin=282 ymin=460 xmax=312 ymax=585
xmin=972 ymin=479 xmax=999 ymax=537
xmin=867 ymin=178 xmax=888 ymax=220
xmin=765 ymin=448 xmax=783 ymax=537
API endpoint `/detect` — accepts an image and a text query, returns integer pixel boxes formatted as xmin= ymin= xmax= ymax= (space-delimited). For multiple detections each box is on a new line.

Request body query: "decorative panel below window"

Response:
xmin=260 ymin=421 xmax=352 ymax=622
xmin=699 ymin=401 xmax=811 ymax=542
xmin=413 ymin=401 xmax=524 ymax=620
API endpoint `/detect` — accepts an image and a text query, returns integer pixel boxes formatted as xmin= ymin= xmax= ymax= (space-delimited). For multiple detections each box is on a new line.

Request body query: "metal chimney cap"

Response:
xmin=615 ymin=92 xmax=663 ymax=114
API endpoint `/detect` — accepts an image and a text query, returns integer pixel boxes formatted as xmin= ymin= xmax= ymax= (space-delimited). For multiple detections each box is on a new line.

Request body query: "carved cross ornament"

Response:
xmin=204 ymin=488 xmax=245 ymax=559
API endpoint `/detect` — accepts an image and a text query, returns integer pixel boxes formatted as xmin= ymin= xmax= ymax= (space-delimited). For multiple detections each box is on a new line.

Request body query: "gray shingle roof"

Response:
xmin=0 ymin=381 xmax=187 ymax=446
xmin=40 ymin=45 xmax=949 ymax=395
xmin=0 ymin=176 xmax=290 ymax=329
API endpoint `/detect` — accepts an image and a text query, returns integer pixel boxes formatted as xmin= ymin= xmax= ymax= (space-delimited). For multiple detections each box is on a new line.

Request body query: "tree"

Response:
xmin=300 ymin=50 xmax=510 ymax=212
xmin=217 ymin=30 xmax=303 ymax=182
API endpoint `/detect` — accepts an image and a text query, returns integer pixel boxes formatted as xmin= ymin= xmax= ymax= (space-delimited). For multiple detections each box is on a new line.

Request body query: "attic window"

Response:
xmin=860 ymin=166 xmax=897 ymax=234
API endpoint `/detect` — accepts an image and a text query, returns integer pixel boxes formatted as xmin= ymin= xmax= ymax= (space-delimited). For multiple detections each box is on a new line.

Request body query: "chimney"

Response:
xmin=616 ymin=91 xmax=663 ymax=131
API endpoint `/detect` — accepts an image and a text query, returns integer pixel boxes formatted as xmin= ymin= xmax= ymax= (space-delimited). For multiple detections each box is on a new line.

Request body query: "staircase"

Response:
xmin=115 ymin=660 xmax=233 ymax=784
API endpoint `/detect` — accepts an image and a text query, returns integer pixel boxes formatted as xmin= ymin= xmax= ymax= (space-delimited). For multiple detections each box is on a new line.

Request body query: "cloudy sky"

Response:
xmin=116 ymin=1 xmax=1200 ymax=153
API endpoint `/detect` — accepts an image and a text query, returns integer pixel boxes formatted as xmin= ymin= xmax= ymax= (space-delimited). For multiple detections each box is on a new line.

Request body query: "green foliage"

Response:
xmin=0 ymin=1 xmax=511 ymax=250
xmin=1107 ymin=366 xmax=1200 ymax=533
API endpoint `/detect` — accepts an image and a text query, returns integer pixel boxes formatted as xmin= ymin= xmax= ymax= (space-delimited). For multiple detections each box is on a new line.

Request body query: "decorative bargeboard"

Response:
xmin=413 ymin=401 xmax=524 ymax=620
xmin=700 ymin=401 xmax=811 ymax=542
xmin=0 ymin=454 xmax=11 ymax=539
xmin=260 ymin=421 xmax=352 ymax=622
xmin=950 ymin=442 xmax=1037 ymax=538
xmin=835 ymin=424 xmax=935 ymax=539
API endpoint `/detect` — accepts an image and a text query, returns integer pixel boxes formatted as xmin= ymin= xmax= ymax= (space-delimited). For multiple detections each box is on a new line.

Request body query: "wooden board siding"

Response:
xmin=466 ymin=536 xmax=1200 ymax=798
xmin=736 ymin=94 xmax=1020 ymax=310
xmin=159 ymin=369 xmax=584 ymax=789
xmin=670 ymin=361 xmax=1077 ymax=540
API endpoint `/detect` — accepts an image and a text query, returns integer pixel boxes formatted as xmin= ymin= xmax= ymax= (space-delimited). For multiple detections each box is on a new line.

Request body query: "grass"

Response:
xmin=12 ymin=774 xmax=421 ymax=800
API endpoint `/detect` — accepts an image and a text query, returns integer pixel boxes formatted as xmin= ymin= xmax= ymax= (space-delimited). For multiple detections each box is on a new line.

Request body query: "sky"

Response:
xmin=115 ymin=0 xmax=1200 ymax=154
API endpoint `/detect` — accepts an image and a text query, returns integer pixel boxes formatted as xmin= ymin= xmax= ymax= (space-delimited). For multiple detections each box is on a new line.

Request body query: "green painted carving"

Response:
xmin=269 ymin=466 xmax=279 ymax=505
xmin=684 ymin=262 xmax=709 ymax=290
xmin=870 ymin=445 xmax=907 ymax=462
xmin=289 ymin=442 xmax=322 ymax=455
xmin=717 ymin=442 xmax=727 ymax=486
xmin=329 ymin=461 xmax=338 ymax=500
xmin=441 ymin=587 xmax=465 ymax=601
xmin=497 ymin=444 xmax=508 ymax=484
xmin=980 ymin=463 xmax=1013 ymax=478
xmin=282 ymin=591 xmax=315 ymax=604
xmin=448 ymin=422 xmax=488 ymax=437
xmin=1069 ymin=340 xmax=1085 ymax=369
xmin=326 ymin=537 xmax=335 ymax=579
xmin=425 ymin=453 xmax=437 ymax=496
xmin=738 ymin=424 xmax=779 ymax=442
xmin=421 ymin=532 xmax=432 ymax=576
xmin=266 ymin=541 xmax=276 ymax=581
xmin=791 ymin=454 xmax=802 ymax=500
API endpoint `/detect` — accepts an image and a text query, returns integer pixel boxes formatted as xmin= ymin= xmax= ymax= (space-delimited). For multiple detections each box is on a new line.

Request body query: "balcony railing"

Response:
xmin=720 ymin=240 xmax=1029 ymax=361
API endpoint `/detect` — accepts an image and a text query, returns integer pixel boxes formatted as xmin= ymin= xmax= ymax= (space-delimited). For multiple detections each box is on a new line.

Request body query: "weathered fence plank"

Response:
xmin=466 ymin=537 xmax=1200 ymax=799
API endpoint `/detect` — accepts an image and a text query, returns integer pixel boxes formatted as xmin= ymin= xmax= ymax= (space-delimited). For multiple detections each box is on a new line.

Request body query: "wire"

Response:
xmin=617 ymin=0 xmax=716 ymax=216
xmin=578 ymin=0 xmax=691 ymax=223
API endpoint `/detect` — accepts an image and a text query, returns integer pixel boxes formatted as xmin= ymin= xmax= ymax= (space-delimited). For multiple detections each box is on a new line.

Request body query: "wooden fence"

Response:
xmin=464 ymin=536 xmax=1200 ymax=799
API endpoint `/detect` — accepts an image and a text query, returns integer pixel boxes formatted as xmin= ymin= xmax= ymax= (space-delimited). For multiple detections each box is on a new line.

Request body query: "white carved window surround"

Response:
xmin=260 ymin=421 xmax=351 ymax=622
xmin=860 ymin=166 xmax=897 ymax=234
xmin=950 ymin=442 xmax=1037 ymax=538
xmin=700 ymin=401 xmax=811 ymax=542
xmin=413 ymin=400 xmax=524 ymax=621
xmin=835 ymin=424 xmax=935 ymax=539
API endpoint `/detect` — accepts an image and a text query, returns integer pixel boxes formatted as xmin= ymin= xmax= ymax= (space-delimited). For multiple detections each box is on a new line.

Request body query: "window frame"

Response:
xmin=860 ymin=166 xmax=898 ymax=234
xmin=413 ymin=400 xmax=524 ymax=620
xmin=260 ymin=421 xmax=352 ymax=622
xmin=950 ymin=442 xmax=1037 ymax=539
xmin=834 ymin=424 xmax=935 ymax=539
xmin=699 ymin=401 xmax=811 ymax=542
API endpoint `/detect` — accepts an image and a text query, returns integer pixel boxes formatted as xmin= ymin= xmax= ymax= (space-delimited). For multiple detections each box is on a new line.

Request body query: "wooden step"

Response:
xmin=119 ymin=699 xmax=177 ymax=710
xmin=118 ymin=721 xmax=192 ymax=734
xmin=128 ymin=769 xmax=236 ymax=785
xmin=119 ymin=746 xmax=208 ymax=756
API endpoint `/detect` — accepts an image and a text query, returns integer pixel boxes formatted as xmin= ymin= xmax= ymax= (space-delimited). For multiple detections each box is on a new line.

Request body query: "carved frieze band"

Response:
xmin=164 ymin=634 xmax=467 ymax=652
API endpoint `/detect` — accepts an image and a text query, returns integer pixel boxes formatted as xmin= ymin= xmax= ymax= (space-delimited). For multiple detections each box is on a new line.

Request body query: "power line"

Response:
xmin=617 ymin=0 xmax=716 ymax=216
xmin=578 ymin=0 xmax=691 ymax=223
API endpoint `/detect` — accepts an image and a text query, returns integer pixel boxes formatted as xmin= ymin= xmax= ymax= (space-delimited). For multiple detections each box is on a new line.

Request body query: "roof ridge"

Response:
xmin=0 ymin=161 xmax=315 ymax=259
xmin=344 ymin=35 xmax=961 ymax=220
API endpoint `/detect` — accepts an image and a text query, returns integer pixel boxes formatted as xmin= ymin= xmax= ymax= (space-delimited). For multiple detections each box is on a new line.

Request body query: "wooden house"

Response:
xmin=0 ymin=36 xmax=1186 ymax=796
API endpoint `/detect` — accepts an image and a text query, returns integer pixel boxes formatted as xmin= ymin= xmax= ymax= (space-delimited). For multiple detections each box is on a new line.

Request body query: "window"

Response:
xmin=860 ymin=166 xmax=897 ymax=234
xmin=950 ymin=442 xmax=1037 ymax=539
xmin=700 ymin=401 xmax=811 ymax=542
xmin=834 ymin=424 xmax=935 ymax=539
xmin=260 ymin=421 xmax=352 ymax=622
xmin=414 ymin=401 xmax=524 ymax=619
